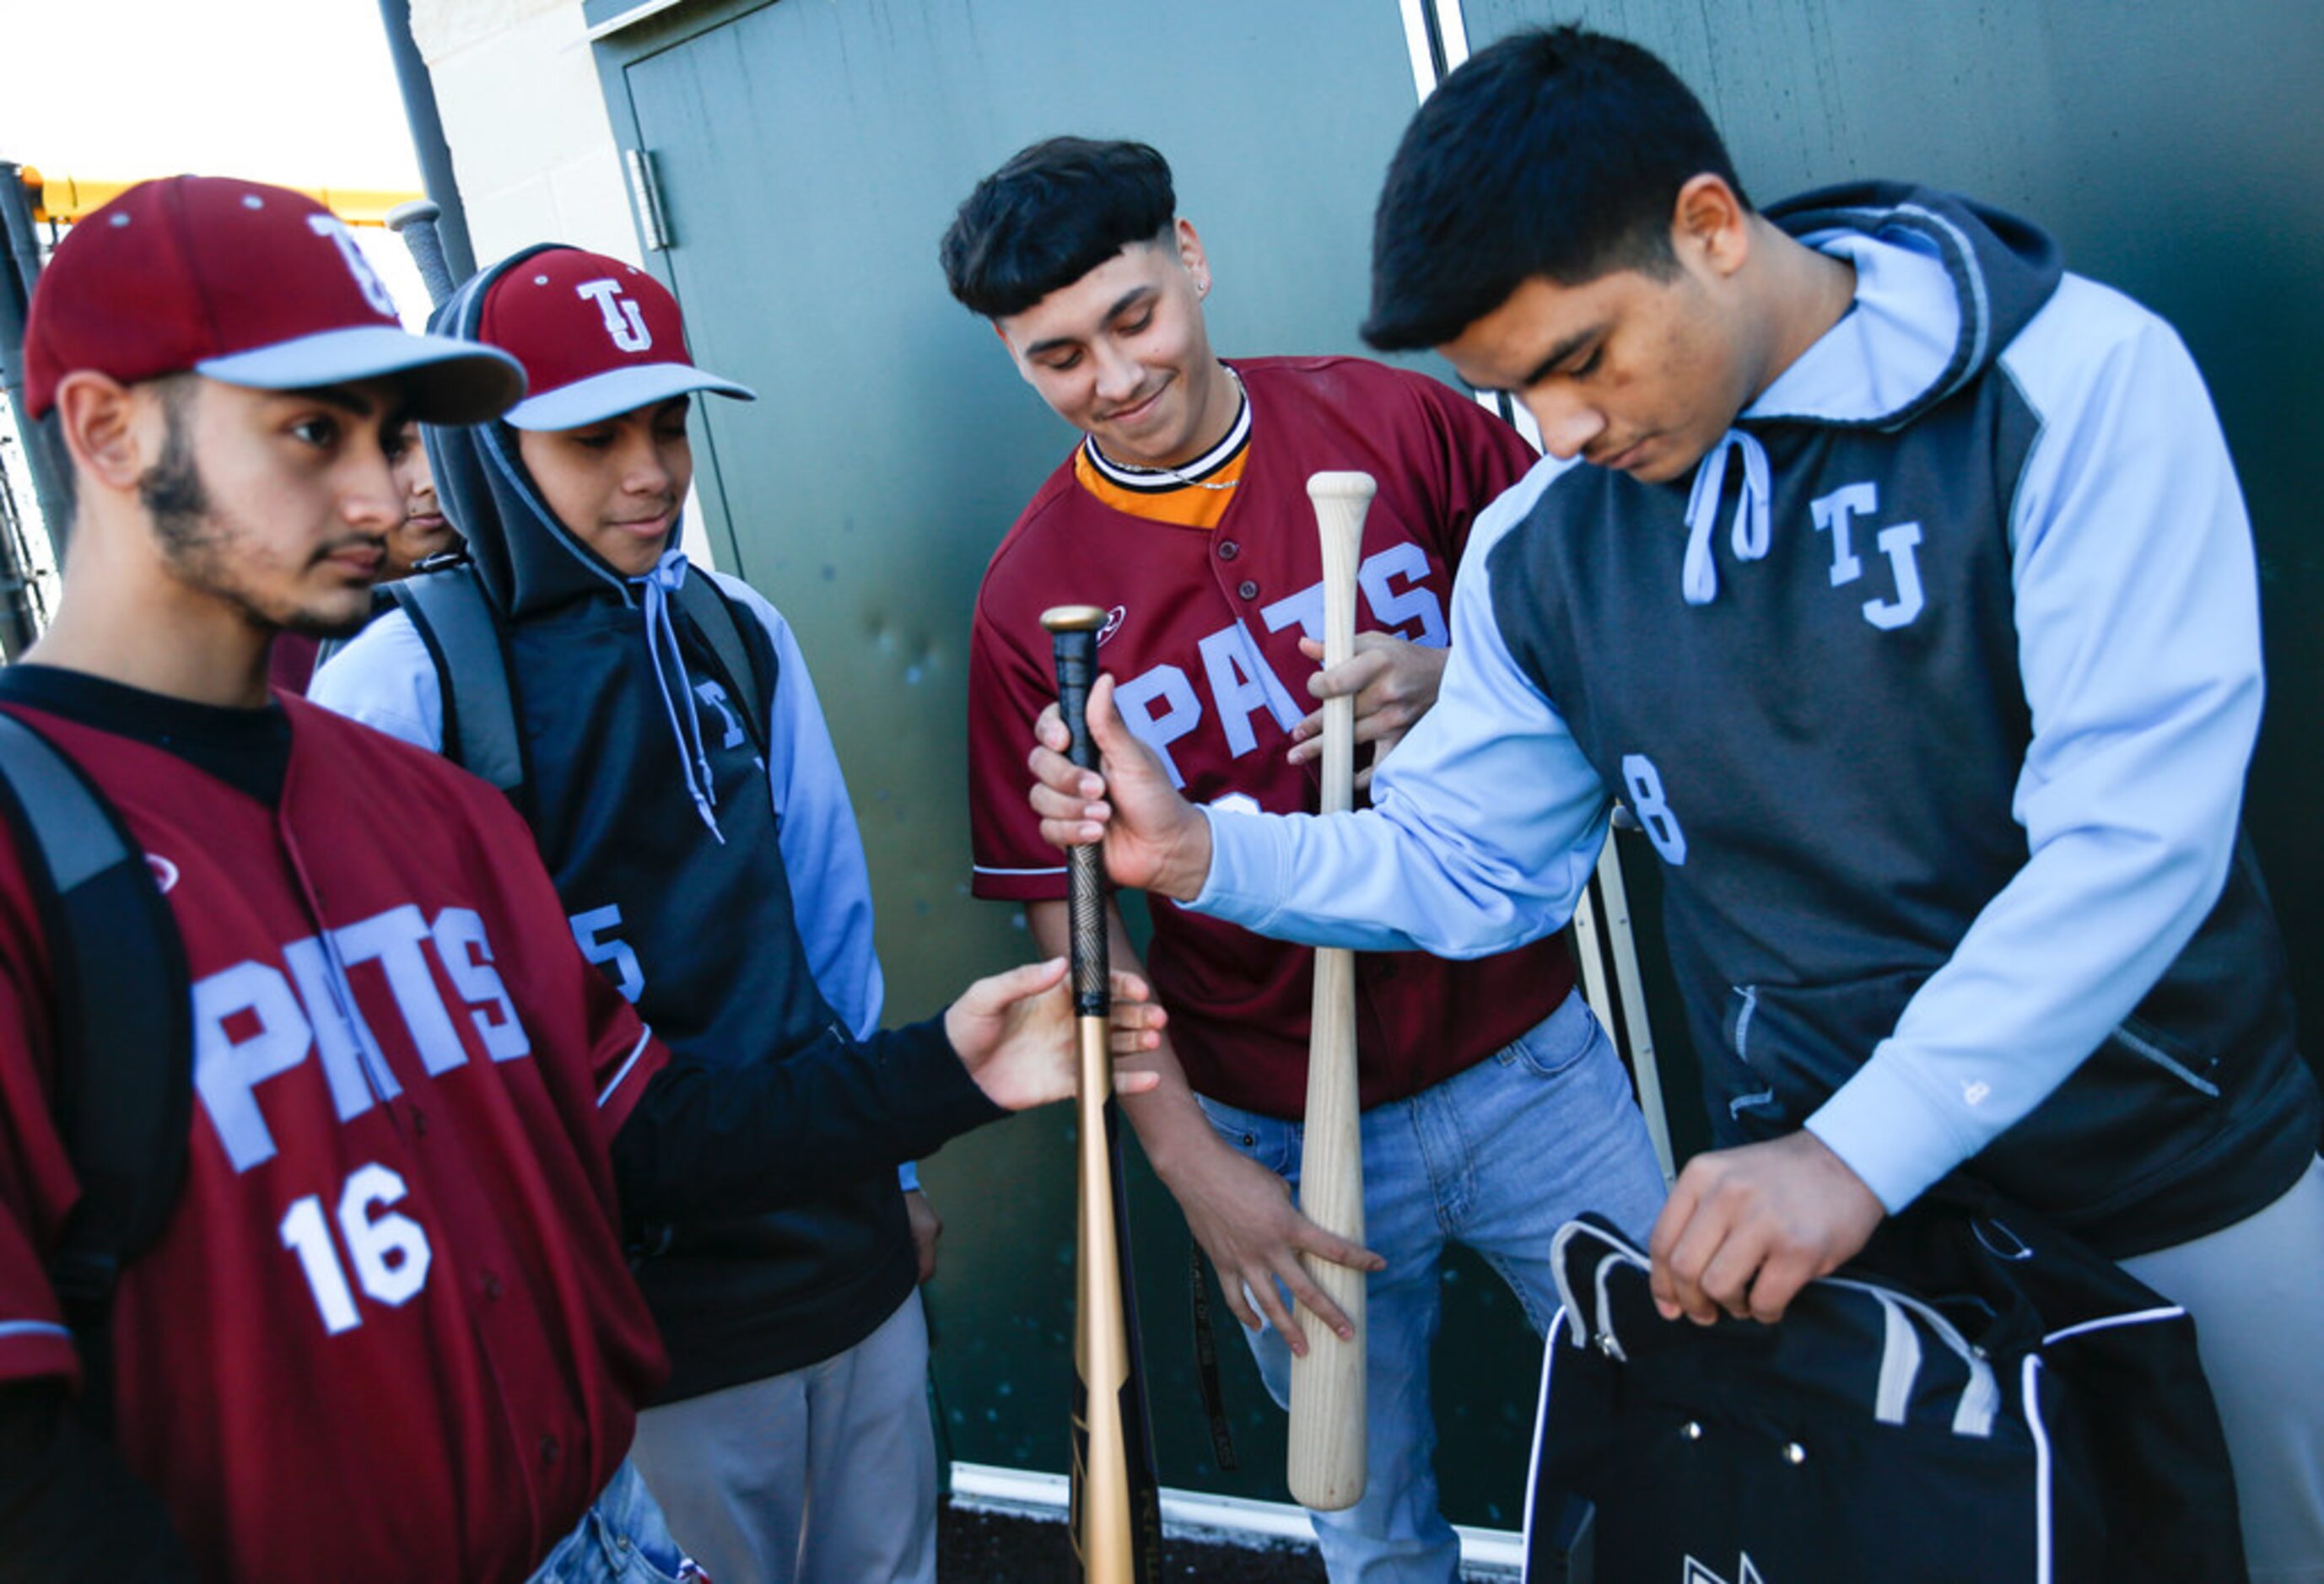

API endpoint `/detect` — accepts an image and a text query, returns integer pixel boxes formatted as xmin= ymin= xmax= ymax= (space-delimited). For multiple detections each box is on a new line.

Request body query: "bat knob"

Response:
xmin=386 ymin=198 xmax=443 ymax=234
xmin=1042 ymin=604 xmax=1108 ymax=635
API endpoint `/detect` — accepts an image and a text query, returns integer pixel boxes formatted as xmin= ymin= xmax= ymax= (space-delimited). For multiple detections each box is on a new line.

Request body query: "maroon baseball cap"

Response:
xmin=21 ymin=175 xmax=523 ymax=423
xmin=477 ymin=248 xmax=753 ymax=431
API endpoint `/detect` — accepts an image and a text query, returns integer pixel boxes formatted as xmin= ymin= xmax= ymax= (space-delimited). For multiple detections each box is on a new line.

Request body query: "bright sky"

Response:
xmin=1 ymin=0 xmax=433 ymax=321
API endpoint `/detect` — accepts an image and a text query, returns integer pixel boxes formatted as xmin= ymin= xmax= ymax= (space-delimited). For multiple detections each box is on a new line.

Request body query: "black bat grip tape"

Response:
xmin=1049 ymin=627 xmax=1110 ymax=1017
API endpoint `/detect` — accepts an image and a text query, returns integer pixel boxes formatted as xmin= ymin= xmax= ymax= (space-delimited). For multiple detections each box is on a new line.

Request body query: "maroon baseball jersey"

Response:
xmin=968 ymin=355 xmax=1577 ymax=1117
xmin=0 ymin=695 xmax=668 ymax=1581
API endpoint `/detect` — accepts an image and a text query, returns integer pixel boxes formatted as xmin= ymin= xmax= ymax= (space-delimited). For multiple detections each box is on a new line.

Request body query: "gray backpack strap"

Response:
xmin=675 ymin=573 xmax=769 ymax=753
xmin=390 ymin=568 xmax=526 ymax=797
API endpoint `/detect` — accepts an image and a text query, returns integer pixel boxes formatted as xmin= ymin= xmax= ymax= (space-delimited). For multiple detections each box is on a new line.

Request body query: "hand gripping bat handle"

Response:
xmin=1045 ymin=605 xmax=1110 ymax=1018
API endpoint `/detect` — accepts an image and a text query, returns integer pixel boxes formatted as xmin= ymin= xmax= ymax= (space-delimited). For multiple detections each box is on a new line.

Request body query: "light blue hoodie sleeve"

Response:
xmin=1192 ymin=461 xmax=1613 ymax=954
xmin=307 ymin=609 xmax=445 ymax=752
xmin=709 ymin=572 xmax=887 ymax=1044
xmin=709 ymin=576 xmax=912 ymax=1193
xmin=1804 ymin=278 xmax=2267 ymax=1211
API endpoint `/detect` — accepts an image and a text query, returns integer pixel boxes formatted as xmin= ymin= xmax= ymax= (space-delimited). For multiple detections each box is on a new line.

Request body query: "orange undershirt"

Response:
xmin=1071 ymin=369 xmax=1253 ymax=528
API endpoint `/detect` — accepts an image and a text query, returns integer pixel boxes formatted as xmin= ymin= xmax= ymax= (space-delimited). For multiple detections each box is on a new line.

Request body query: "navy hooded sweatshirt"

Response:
xmin=1193 ymin=185 xmax=2318 ymax=1257
xmin=313 ymin=248 xmax=924 ymax=1399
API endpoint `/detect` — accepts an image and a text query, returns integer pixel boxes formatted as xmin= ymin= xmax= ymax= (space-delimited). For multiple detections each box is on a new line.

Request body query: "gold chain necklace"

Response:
xmin=1102 ymin=367 xmax=1245 ymax=492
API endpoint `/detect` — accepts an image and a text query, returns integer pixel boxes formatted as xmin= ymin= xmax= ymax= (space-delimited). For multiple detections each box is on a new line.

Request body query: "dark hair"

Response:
xmin=941 ymin=137 xmax=1177 ymax=318
xmin=1362 ymin=26 xmax=1747 ymax=351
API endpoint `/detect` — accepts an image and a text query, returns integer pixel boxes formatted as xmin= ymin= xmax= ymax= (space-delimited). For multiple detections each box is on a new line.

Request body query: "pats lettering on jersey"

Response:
xmin=1113 ymin=543 xmax=1449 ymax=787
xmin=195 ymin=902 xmax=532 ymax=1174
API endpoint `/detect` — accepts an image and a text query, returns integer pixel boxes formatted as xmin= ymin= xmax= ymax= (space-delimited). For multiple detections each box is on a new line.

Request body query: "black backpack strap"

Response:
xmin=390 ymin=568 xmax=528 ymax=800
xmin=0 ymin=709 xmax=191 ymax=1438
xmin=674 ymin=572 xmax=773 ymax=757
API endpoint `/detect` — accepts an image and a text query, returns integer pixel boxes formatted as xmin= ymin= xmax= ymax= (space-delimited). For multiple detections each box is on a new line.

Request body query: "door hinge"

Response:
xmin=624 ymin=148 xmax=672 ymax=251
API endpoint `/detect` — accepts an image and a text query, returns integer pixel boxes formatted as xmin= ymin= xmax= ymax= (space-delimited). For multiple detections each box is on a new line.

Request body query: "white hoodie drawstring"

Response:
xmin=1680 ymin=429 xmax=1772 ymax=606
xmin=636 ymin=549 xmax=725 ymax=843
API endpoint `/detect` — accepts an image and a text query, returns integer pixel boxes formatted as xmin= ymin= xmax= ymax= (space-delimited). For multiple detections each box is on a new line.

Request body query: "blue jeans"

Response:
xmin=1196 ymin=991 xmax=1668 ymax=1583
xmin=529 ymin=1462 xmax=703 ymax=1583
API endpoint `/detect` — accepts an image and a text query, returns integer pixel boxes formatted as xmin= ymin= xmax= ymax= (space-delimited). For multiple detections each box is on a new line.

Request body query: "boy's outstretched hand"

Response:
xmin=945 ymin=956 xmax=1167 ymax=1111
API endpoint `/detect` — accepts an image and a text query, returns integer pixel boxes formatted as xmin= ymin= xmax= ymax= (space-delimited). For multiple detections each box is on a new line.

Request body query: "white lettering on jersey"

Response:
xmin=1196 ymin=622 xmax=1302 ymax=758
xmin=145 ymin=854 xmax=180 ymax=894
xmin=1357 ymin=541 xmax=1449 ymax=648
xmin=1810 ymin=481 xmax=1928 ymax=631
xmin=693 ymin=679 xmax=747 ymax=749
xmin=192 ymin=904 xmax=538 ymax=1174
xmin=305 ymin=213 xmax=399 ymax=319
xmin=1259 ymin=585 xmax=1324 ymax=644
xmin=433 ymin=908 xmax=531 ymax=1062
xmin=575 ymin=278 xmax=653 ymax=353
xmin=281 ymin=936 xmax=399 ymax=1123
xmin=196 ymin=962 xmax=316 ymax=1173
xmin=569 ymin=903 xmax=646 ymax=1004
xmin=280 ymin=1162 xmax=434 ymax=1336
xmin=1863 ymin=523 xmax=1927 ymax=629
xmin=1811 ymin=481 xmax=1875 ymax=585
xmin=1622 ymin=752 xmax=1689 ymax=865
xmin=1113 ymin=546 xmax=1453 ymax=780
xmin=1114 ymin=664 xmax=1202 ymax=789
xmin=335 ymin=905 xmax=468 ymax=1076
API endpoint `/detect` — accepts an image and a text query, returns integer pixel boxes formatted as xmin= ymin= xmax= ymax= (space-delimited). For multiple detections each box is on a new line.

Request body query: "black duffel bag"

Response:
xmin=1523 ymin=1197 xmax=2245 ymax=1582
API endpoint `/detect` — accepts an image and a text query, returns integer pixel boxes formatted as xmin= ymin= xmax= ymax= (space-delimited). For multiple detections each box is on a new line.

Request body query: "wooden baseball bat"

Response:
xmin=1286 ymin=471 xmax=1375 ymax=1511
xmin=1043 ymin=605 xmax=1163 ymax=1584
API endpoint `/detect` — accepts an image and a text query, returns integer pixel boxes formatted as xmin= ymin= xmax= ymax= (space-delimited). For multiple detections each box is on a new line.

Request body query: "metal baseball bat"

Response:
xmin=1286 ymin=471 xmax=1375 ymax=1511
xmin=1043 ymin=605 xmax=1162 ymax=1584
xmin=386 ymin=198 xmax=456 ymax=308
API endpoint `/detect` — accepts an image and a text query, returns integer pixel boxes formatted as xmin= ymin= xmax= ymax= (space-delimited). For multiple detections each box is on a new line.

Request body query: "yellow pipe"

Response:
xmin=19 ymin=169 xmax=423 ymax=229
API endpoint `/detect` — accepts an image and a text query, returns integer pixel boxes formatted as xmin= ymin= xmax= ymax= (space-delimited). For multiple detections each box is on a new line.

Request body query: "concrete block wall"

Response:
xmin=409 ymin=0 xmax=637 ymax=265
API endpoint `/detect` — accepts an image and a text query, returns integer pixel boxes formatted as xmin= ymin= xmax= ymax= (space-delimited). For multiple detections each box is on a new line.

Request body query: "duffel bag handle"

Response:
xmin=1548 ymin=1218 xmax=2000 ymax=1439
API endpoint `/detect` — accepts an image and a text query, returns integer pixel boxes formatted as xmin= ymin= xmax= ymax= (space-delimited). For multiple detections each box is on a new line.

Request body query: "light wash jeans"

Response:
xmin=529 ymin=1461 xmax=704 ymax=1583
xmin=1196 ymin=990 xmax=1668 ymax=1583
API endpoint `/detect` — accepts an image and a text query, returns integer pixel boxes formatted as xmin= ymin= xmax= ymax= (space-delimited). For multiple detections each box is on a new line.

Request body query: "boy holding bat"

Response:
xmin=942 ymin=138 xmax=1666 ymax=1581
xmin=1024 ymin=30 xmax=2324 ymax=1576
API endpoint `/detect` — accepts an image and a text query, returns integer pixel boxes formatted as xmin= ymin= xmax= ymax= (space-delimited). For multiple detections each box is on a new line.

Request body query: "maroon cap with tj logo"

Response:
xmin=474 ymin=247 xmax=753 ymax=432
xmin=21 ymin=175 xmax=523 ymax=423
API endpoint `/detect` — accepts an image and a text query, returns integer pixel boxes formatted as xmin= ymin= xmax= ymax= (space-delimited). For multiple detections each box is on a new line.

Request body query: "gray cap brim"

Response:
xmin=501 ymin=362 xmax=756 ymax=432
xmin=199 ymin=325 xmax=526 ymax=424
